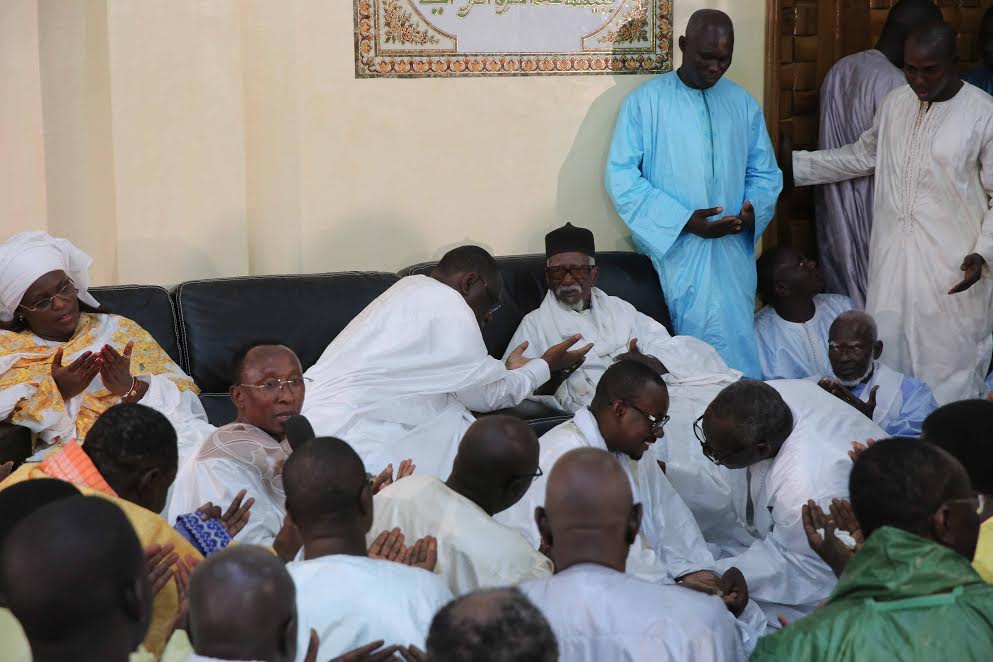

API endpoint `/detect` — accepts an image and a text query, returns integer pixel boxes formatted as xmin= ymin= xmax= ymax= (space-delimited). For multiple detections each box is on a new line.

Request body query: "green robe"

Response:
xmin=751 ymin=526 xmax=993 ymax=661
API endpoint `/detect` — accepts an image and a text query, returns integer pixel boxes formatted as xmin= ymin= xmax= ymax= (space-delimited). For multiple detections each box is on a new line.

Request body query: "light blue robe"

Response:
xmin=754 ymin=294 xmax=855 ymax=380
xmin=606 ymin=72 xmax=783 ymax=378
xmin=850 ymin=375 xmax=937 ymax=438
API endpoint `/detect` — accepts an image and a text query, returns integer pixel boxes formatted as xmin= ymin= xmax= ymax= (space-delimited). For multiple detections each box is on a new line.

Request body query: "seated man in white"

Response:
xmin=520 ymin=447 xmax=746 ymax=662
xmin=697 ymin=378 xmax=884 ymax=625
xmin=816 ymin=311 xmax=937 ymax=437
xmin=168 ymin=342 xmax=304 ymax=546
xmin=504 ymin=222 xmax=747 ymax=551
xmin=302 ymin=245 xmax=591 ymax=478
xmin=370 ymin=415 xmax=552 ymax=596
xmin=497 ymin=360 xmax=763 ymax=635
xmin=282 ymin=436 xmax=453 ymax=660
xmin=754 ymin=245 xmax=855 ymax=380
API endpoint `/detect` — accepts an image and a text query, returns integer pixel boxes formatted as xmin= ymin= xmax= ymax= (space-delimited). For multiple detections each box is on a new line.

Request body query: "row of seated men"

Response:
xmin=1 ymin=227 xmax=993 ymax=661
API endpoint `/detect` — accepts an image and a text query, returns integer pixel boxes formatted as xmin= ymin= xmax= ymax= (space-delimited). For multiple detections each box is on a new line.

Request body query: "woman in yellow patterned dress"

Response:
xmin=0 ymin=232 xmax=209 ymax=462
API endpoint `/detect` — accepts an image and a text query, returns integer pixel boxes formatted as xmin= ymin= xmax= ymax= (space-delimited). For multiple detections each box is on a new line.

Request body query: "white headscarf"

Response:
xmin=0 ymin=231 xmax=101 ymax=322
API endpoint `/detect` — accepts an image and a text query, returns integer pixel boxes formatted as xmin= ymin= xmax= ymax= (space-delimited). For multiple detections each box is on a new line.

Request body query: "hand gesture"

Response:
xmin=737 ymin=201 xmax=756 ymax=233
xmin=401 ymin=536 xmax=438 ymax=572
xmin=541 ymin=334 xmax=594 ymax=373
xmin=0 ymin=461 xmax=13 ymax=483
xmin=197 ymin=489 xmax=255 ymax=538
xmin=719 ymin=567 xmax=749 ymax=617
xmin=685 ymin=207 xmax=742 ymax=239
xmin=613 ymin=338 xmax=668 ymax=375
xmin=818 ymin=378 xmax=877 ymax=420
xmin=144 ymin=543 xmax=178 ymax=595
xmin=677 ymin=570 xmax=723 ymax=596
xmin=371 ymin=459 xmax=416 ymax=495
xmin=399 ymin=647 xmax=427 ymax=662
xmin=368 ymin=528 xmax=408 ymax=562
xmin=327 ymin=639 xmax=403 ymax=662
xmin=847 ymin=438 xmax=877 ymax=463
xmin=274 ymin=512 xmax=303 ymax=562
xmin=802 ymin=499 xmax=857 ymax=578
xmin=829 ymin=498 xmax=864 ymax=550
xmin=949 ymin=253 xmax=986 ymax=294
xmin=99 ymin=342 xmax=135 ymax=396
xmin=51 ymin=348 xmax=101 ymax=401
xmin=505 ymin=341 xmax=531 ymax=370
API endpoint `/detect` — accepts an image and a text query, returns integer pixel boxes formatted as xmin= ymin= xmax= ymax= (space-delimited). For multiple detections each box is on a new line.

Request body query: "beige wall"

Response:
xmin=1 ymin=0 xmax=768 ymax=285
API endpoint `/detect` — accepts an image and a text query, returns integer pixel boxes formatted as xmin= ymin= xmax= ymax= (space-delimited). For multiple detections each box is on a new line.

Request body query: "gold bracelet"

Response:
xmin=122 ymin=376 xmax=140 ymax=401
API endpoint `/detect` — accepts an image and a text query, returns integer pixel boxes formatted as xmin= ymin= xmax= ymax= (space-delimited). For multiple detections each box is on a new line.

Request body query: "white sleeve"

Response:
xmin=454 ymin=359 xmax=550 ymax=412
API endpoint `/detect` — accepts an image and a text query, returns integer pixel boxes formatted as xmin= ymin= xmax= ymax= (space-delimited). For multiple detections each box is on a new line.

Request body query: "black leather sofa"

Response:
xmin=1 ymin=252 xmax=671 ymax=455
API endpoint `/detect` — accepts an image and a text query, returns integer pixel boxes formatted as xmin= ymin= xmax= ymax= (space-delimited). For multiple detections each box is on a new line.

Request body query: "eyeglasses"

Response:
xmin=545 ymin=265 xmax=595 ymax=281
xmin=236 ymin=377 xmax=311 ymax=394
xmin=19 ymin=280 xmax=79 ymax=313
xmin=828 ymin=342 xmax=868 ymax=354
xmin=624 ymin=401 xmax=670 ymax=437
xmin=693 ymin=415 xmax=750 ymax=466
xmin=512 ymin=466 xmax=544 ymax=484
xmin=479 ymin=276 xmax=502 ymax=316
xmin=943 ymin=493 xmax=987 ymax=516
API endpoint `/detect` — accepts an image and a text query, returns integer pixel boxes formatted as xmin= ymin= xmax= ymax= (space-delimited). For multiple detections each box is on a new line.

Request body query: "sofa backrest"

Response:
xmin=174 ymin=272 xmax=400 ymax=396
xmin=399 ymin=252 xmax=672 ymax=359
xmin=89 ymin=285 xmax=183 ymax=368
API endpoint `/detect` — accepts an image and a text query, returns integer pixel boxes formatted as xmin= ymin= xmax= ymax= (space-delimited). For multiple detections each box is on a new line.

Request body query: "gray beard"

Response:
xmin=835 ymin=361 xmax=875 ymax=388
xmin=553 ymin=286 xmax=589 ymax=312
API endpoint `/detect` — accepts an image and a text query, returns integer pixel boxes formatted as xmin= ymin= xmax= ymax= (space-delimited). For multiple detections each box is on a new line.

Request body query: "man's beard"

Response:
xmin=834 ymin=360 xmax=875 ymax=388
xmin=553 ymin=285 xmax=588 ymax=312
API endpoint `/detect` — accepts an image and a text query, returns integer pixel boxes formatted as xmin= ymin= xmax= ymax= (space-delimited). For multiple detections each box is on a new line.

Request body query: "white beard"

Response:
xmin=553 ymin=286 xmax=589 ymax=312
xmin=835 ymin=361 xmax=875 ymax=388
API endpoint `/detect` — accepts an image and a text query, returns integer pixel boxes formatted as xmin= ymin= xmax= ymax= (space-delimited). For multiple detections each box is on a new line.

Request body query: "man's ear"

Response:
xmin=930 ymin=505 xmax=953 ymax=547
xmin=873 ymin=340 xmax=883 ymax=360
xmin=678 ymin=35 xmax=686 ymax=54
xmin=536 ymin=506 xmax=552 ymax=551
xmin=358 ymin=482 xmax=374 ymax=526
xmin=459 ymin=272 xmax=478 ymax=297
xmin=136 ymin=467 xmax=160 ymax=501
xmin=229 ymin=384 xmax=245 ymax=411
xmin=626 ymin=503 xmax=643 ymax=544
xmin=774 ymin=280 xmax=789 ymax=299
xmin=281 ymin=610 xmax=299 ymax=661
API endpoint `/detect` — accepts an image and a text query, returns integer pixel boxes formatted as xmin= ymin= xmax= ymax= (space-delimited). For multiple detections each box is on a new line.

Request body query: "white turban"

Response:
xmin=0 ymin=231 xmax=101 ymax=322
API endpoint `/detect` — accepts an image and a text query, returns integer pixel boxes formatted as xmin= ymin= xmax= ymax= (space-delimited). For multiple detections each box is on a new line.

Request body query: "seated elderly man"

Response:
xmin=302 ymin=244 xmax=592 ymax=478
xmin=754 ymin=245 xmax=855 ymax=380
xmin=370 ymin=415 xmax=552 ymax=596
xmin=698 ymin=379 xmax=883 ymax=625
xmin=504 ymin=222 xmax=746 ymax=548
xmin=752 ymin=439 xmax=993 ymax=661
xmin=498 ymin=361 xmax=766 ymax=637
xmin=521 ymin=448 xmax=746 ymax=661
xmin=816 ymin=311 xmax=937 ymax=437
xmin=168 ymin=342 xmax=305 ymax=546
xmin=0 ymin=231 xmax=207 ymax=463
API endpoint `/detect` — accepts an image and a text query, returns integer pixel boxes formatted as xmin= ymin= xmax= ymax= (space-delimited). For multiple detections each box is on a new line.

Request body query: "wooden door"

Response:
xmin=764 ymin=0 xmax=993 ymax=255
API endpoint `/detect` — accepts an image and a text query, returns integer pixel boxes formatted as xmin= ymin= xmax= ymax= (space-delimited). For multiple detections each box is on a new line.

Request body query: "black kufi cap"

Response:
xmin=545 ymin=222 xmax=595 ymax=258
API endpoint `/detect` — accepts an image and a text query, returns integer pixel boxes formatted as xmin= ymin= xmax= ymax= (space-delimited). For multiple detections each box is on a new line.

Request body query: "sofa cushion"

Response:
xmin=174 ymin=272 xmax=400 ymax=395
xmin=399 ymin=252 xmax=672 ymax=359
xmin=89 ymin=285 xmax=183 ymax=368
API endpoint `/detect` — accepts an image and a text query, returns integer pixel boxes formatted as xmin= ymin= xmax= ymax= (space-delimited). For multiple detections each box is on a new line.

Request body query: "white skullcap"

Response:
xmin=0 ymin=231 xmax=101 ymax=322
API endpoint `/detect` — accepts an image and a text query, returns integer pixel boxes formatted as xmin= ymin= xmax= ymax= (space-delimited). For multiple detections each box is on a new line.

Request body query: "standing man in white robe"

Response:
xmin=754 ymin=245 xmax=854 ymax=380
xmin=521 ymin=447 xmax=747 ymax=662
xmin=816 ymin=311 xmax=937 ymax=437
xmin=697 ymin=379 xmax=884 ymax=624
xmin=815 ymin=0 xmax=942 ymax=305
xmin=168 ymin=343 xmax=305 ymax=546
xmin=283 ymin=437 xmax=453 ymax=660
xmin=370 ymin=416 xmax=552 ymax=596
xmin=301 ymin=245 xmax=592 ymax=478
xmin=504 ymin=222 xmax=747 ymax=549
xmin=790 ymin=23 xmax=993 ymax=404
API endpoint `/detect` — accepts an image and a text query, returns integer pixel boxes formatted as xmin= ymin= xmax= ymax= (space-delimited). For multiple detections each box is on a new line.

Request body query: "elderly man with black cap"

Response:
xmin=503 ymin=222 xmax=750 ymax=553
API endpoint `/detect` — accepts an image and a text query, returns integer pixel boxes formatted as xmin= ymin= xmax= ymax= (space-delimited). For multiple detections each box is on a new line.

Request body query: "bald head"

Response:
xmin=538 ymin=448 xmax=640 ymax=573
xmin=1 ymin=496 xmax=149 ymax=660
xmin=679 ymin=10 xmax=734 ymax=90
xmin=447 ymin=416 xmax=539 ymax=516
xmin=427 ymin=588 xmax=558 ymax=662
xmin=189 ymin=546 xmax=297 ymax=662
xmin=282 ymin=437 xmax=370 ymax=536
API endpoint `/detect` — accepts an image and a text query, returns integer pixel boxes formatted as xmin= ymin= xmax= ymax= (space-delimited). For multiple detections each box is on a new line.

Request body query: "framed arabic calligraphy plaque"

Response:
xmin=354 ymin=0 xmax=672 ymax=78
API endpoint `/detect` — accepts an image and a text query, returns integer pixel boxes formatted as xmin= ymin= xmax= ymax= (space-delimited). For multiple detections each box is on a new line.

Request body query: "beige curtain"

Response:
xmin=1 ymin=0 xmax=765 ymax=287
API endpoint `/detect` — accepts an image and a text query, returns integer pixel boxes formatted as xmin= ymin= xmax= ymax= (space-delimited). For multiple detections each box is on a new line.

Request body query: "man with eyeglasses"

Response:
xmin=752 ymin=439 xmax=993 ymax=661
xmin=695 ymin=379 xmax=883 ymax=626
xmin=168 ymin=342 xmax=306 ymax=547
xmin=368 ymin=415 xmax=552 ymax=596
xmin=302 ymin=245 xmax=592 ymax=480
xmin=815 ymin=310 xmax=937 ymax=437
xmin=505 ymin=222 xmax=748 ymax=551
xmin=498 ymin=361 xmax=769 ymax=638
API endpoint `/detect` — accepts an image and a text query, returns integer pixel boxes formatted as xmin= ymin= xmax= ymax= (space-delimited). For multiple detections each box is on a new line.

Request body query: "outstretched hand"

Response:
xmin=372 ymin=459 xmax=416 ymax=495
xmin=541 ymin=334 xmax=594 ymax=373
xmin=51 ymin=348 xmax=101 ymax=401
xmin=613 ymin=338 xmax=668 ymax=375
xmin=949 ymin=253 xmax=985 ymax=295
xmin=197 ymin=489 xmax=255 ymax=538
xmin=848 ymin=438 xmax=877 ymax=463
xmin=505 ymin=341 xmax=530 ymax=370
xmin=802 ymin=499 xmax=861 ymax=577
